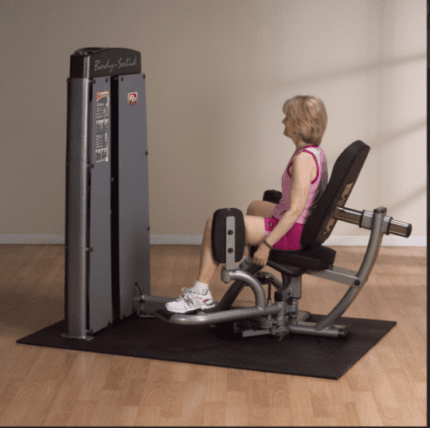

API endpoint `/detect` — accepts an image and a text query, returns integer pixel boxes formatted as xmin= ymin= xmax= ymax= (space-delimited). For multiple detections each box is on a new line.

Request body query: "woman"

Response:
xmin=166 ymin=95 xmax=328 ymax=313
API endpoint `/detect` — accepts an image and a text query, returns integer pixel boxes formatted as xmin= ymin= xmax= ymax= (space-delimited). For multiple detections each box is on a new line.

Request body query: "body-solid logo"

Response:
xmin=94 ymin=56 xmax=138 ymax=74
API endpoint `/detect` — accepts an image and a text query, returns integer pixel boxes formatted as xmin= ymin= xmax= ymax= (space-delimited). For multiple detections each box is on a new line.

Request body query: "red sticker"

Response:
xmin=128 ymin=92 xmax=138 ymax=105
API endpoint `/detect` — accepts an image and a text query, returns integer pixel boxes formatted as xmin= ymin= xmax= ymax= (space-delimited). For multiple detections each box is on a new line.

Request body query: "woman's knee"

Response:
xmin=205 ymin=215 xmax=213 ymax=230
xmin=246 ymin=200 xmax=259 ymax=215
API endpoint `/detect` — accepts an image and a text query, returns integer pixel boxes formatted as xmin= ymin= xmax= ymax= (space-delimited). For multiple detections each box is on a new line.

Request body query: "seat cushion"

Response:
xmin=251 ymin=245 xmax=336 ymax=271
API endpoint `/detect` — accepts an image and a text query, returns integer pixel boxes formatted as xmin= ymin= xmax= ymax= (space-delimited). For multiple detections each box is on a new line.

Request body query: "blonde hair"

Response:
xmin=283 ymin=96 xmax=328 ymax=146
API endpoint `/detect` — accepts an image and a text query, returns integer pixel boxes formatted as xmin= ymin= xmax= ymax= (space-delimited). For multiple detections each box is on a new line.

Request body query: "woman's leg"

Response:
xmin=166 ymin=218 xmax=219 ymax=313
xmin=167 ymin=205 xmax=274 ymax=312
xmin=242 ymin=200 xmax=278 ymax=259
xmin=197 ymin=217 xmax=219 ymax=283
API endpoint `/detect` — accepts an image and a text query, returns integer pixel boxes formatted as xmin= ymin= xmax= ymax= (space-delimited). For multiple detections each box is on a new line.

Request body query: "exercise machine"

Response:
xmin=63 ymin=47 xmax=412 ymax=342
xmin=64 ymin=47 xmax=149 ymax=339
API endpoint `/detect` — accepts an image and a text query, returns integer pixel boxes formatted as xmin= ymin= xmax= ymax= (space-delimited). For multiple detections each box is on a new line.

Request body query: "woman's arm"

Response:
xmin=265 ymin=152 xmax=314 ymax=247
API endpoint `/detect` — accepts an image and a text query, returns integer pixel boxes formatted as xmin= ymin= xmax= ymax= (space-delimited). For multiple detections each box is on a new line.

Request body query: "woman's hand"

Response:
xmin=253 ymin=242 xmax=271 ymax=267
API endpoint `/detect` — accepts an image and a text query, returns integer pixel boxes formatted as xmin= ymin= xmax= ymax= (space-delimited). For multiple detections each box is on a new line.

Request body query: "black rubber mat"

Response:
xmin=17 ymin=315 xmax=396 ymax=380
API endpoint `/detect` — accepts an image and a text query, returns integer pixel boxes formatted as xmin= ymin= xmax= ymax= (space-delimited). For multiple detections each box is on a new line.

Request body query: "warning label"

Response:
xmin=95 ymin=91 xmax=110 ymax=163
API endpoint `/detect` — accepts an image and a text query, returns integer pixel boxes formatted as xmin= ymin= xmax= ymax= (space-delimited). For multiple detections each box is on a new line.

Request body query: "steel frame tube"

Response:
xmin=63 ymin=77 xmax=92 ymax=340
xmin=315 ymin=207 xmax=386 ymax=331
xmin=158 ymin=303 xmax=281 ymax=327
xmin=221 ymin=268 xmax=266 ymax=310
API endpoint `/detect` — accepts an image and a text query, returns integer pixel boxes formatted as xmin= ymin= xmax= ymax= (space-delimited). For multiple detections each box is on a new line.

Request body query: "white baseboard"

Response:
xmin=0 ymin=234 xmax=426 ymax=247
xmin=0 ymin=234 xmax=66 ymax=244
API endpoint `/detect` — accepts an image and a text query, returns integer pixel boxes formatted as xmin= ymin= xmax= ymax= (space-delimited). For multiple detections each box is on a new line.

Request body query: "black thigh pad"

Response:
xmin=211 ymin=208 xmax=245 ymax=264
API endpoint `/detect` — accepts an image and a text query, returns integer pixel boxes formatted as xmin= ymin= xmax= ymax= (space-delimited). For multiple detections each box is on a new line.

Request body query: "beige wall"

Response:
xmin=0 ymin=0 xmax=426 ymax=243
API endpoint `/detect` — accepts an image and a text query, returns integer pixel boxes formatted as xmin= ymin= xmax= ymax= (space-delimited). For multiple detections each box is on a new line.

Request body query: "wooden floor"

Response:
xmin=0 ymin=244 xmax=426 ymax=426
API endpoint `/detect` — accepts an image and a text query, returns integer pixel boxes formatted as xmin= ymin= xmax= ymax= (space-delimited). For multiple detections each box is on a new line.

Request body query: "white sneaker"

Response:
xmin=165 ymin=287 xmax=216 ymax=313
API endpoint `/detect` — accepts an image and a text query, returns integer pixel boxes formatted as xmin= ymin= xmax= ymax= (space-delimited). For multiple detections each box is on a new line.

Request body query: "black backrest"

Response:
xmin=300 ymin=140 xmax=370 ymax=250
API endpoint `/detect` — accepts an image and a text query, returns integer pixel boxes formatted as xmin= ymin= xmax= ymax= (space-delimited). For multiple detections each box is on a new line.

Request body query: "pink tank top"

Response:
xmin=272 ymin=145 xmax=328 ymax=224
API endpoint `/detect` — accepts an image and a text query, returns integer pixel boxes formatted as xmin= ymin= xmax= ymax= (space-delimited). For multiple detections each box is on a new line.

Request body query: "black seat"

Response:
xmin=251 ymin=140 xmax=370 ymax=272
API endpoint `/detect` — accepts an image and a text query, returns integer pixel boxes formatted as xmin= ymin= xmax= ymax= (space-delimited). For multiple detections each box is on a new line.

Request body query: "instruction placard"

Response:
xmin=95 ymin=91 xmax=110 ymax=163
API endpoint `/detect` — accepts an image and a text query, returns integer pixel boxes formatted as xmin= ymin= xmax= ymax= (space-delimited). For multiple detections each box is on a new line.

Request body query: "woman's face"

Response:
xmin=282 ymin=114 xmax=291 ymax=138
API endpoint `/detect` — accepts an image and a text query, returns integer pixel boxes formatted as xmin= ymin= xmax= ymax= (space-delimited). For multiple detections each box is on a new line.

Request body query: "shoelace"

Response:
xmin=178 ymin=287 xmax=197 ymax=308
